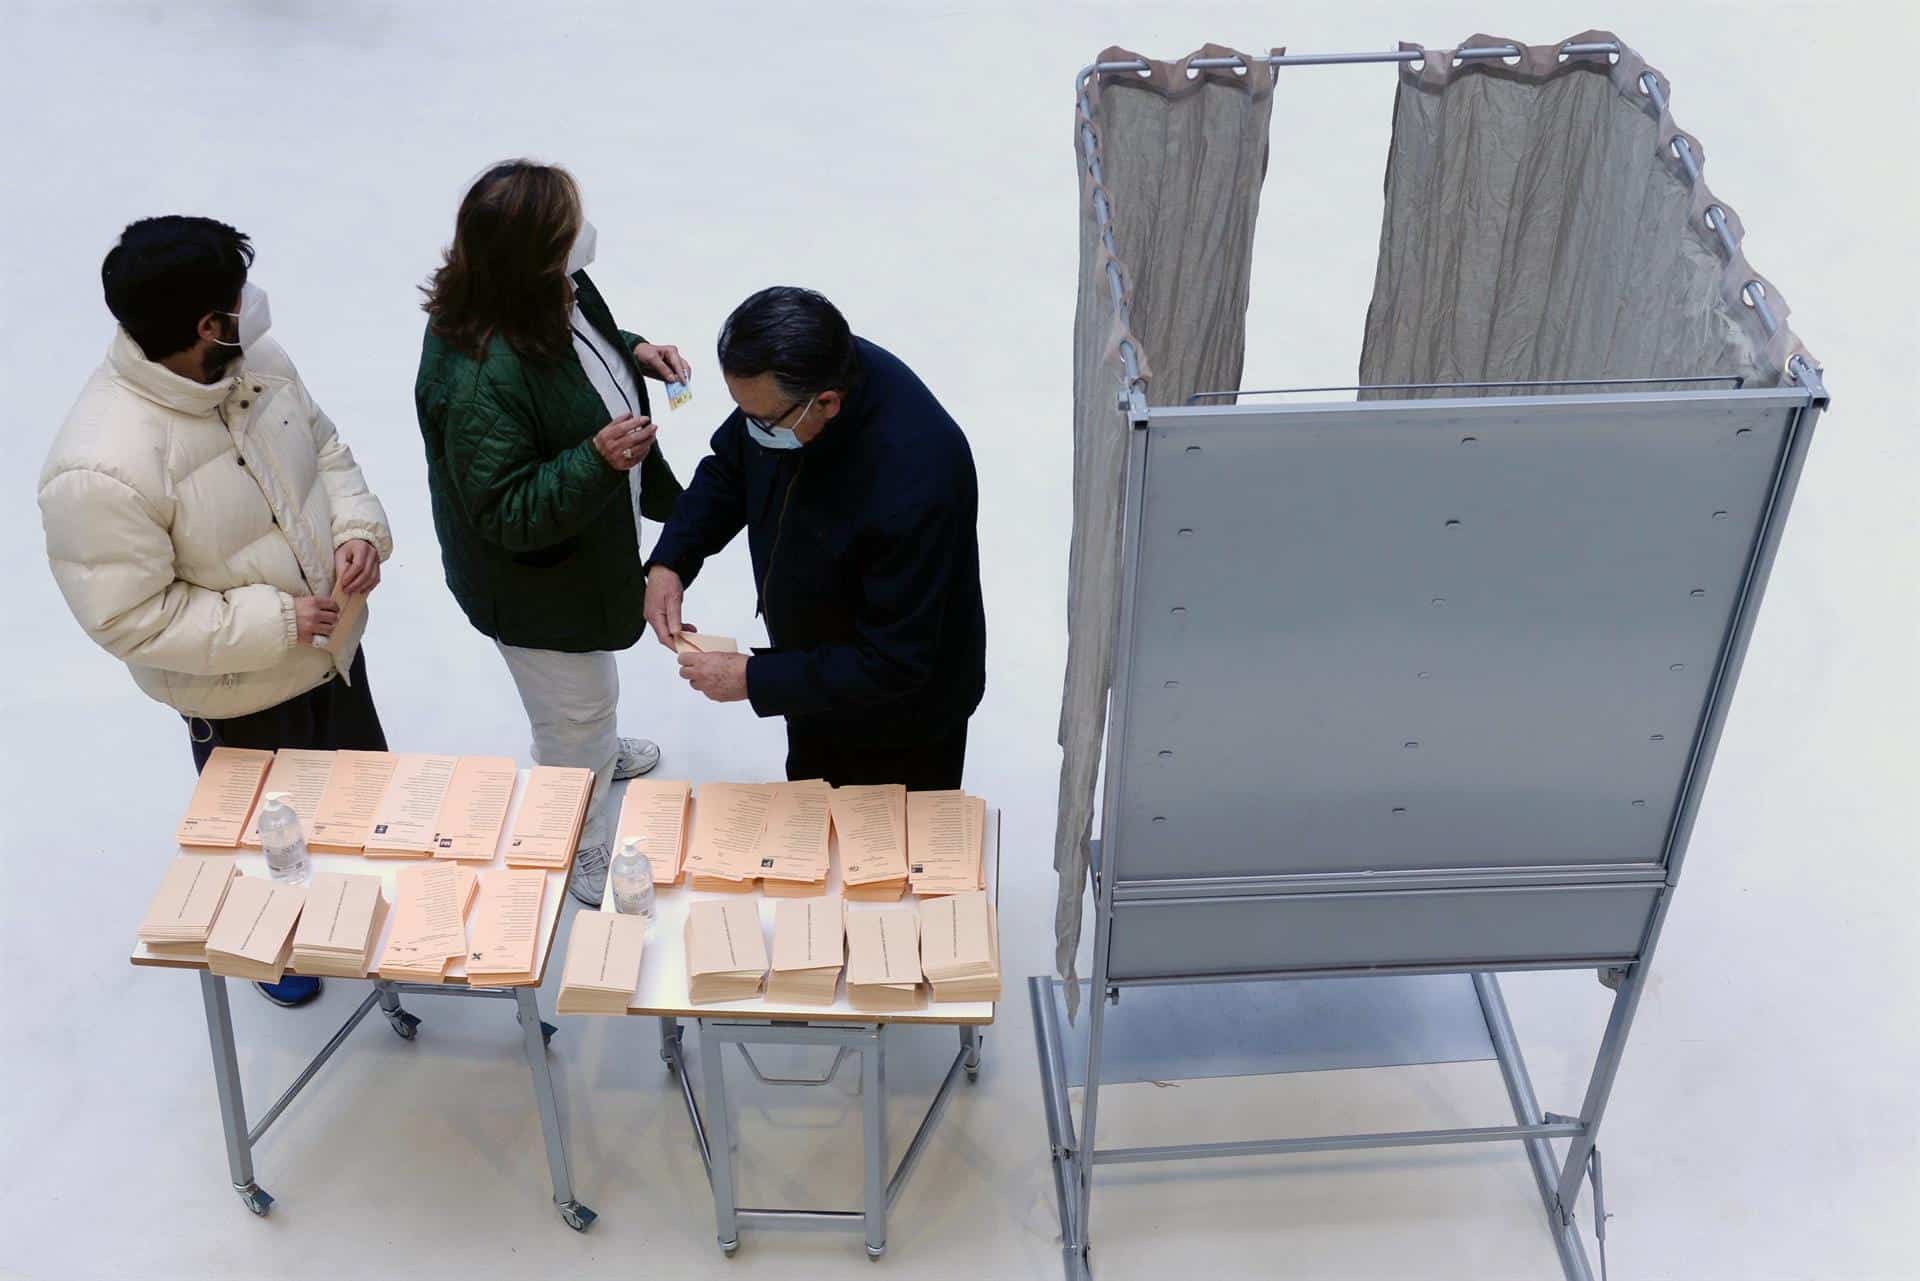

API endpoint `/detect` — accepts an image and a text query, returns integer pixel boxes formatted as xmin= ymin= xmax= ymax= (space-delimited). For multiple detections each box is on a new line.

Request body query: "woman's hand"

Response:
xmin=631 ymin=342 xmax=692 ymax=383
xmin=592 ymin=414 xmax=657 ymax=471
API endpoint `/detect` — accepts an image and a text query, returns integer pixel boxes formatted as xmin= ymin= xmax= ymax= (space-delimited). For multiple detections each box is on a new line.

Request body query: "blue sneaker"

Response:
xmin=256 ymin=975 xmax=323 ymax=1008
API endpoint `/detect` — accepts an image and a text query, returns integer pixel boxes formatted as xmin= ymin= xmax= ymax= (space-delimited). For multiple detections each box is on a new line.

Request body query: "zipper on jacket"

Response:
xmin=221 ymin=402 xmax=317 ymax=597
xmin=757 ymin=460 xmax=804 ymax=638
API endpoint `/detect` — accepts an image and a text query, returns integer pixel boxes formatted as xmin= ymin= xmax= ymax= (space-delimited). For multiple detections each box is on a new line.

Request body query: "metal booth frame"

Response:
xmin=1033 ymin=41 xmax=1829 ymax=1281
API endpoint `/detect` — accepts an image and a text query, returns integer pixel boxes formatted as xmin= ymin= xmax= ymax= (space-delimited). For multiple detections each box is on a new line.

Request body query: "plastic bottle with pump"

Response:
xmin=609 ymin=837 xmax=654 ymax=917
xmin=256 ymin=791 xmax=312 ymax=886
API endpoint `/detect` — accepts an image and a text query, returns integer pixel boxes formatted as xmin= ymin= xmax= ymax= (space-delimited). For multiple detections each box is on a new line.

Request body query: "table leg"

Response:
xmin=514 ymin=987 xmax=595 ymax=1232
xmin=198 ymin=971 xmax=271 ymax=1216
xmin=862 ymin=1026 xmax=889 ymax=1259
xmin=961 ymin=1024 xmax=982 ymax=1082
xmin=699 ymin=1022 xmax=741 ymax=1255
xmin=659 ymin=1016 xmax=680 ymax=1069
xmin=375 ymin=980 xmax=420 ymax=1040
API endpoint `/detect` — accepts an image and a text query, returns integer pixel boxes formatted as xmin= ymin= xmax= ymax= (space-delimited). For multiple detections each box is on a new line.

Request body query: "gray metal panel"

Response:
xmin=1109 ymin=388 xmax=1806 ymax=883
xmin=1105 ymin=883 xmax=1660 ymax=979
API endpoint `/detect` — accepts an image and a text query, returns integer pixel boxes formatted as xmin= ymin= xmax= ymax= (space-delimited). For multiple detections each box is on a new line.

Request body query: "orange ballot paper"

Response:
xmin=830 ymin=784 xmax=909 ymax=901
xmin=464 ymin=868 xmax=548 ymax=985
xmin=432 ymin=755 xmax=517 ymax=860
xmin=757 ymin=781 xmax=832 ymax=894
xmin=613 ymin=779 xmax=692 ymax=883
xmin=673 ymin=632 xmax=738 ymax=654
xmin=309 ymin=750 xmax=398 ymax=852
xmin=363 ymin=753 xmax=458 ymax=857
xmin=684 ymin=897 xmax=769 ymax=1003
xmin=504 ymin=765 xmax=594 ymax=868
xmin=290 ymin=872 xmax=387 ymax=977
xmin=846 ymin=902 xmax=924 ymax=1012
xmin=138 ymin=854 xmax=240 ymax=956
xmin=907 ymin=790 xmax=985 ymax=896
xmin=919 ymin=889 xmax=1001 ymax=1002
xmin=204 ymin=875 xmax=306 ymax=983
xmin=768 ymin=897 xmax=844 ymax=1005
xmin=176 ymin=747 xmax=275 ymax=848
xmin=378 ymin=863 xmax=470 ymax=981
xmin=683 ymin=782 xmax=775 ymax=888
xmin=557 ymin=910 xmax=647 ymax=1014
xmin=239 ymin=750 xmax=335 ymax=848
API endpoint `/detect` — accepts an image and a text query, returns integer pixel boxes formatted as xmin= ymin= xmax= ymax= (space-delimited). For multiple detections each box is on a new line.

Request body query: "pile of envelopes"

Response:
xmin=846 ymin=902 xmax=924 ymax=1011
xmin=289 ymin=872 xmax=389 ymax=977
xmin=557 ymin=910 xmax=647 ymax=1014
xmin=138 ymin=854 xmax=241 ymax=961
xmin=768 ymin=897 xmax=844 ymax=1004
xmin=204 ymin=875 xmax=306 ymax=983
xmin=685 ymin=898 xmax=769 ymax=1003
xmin=918 ymin=890 xmax=1001 ymax=1002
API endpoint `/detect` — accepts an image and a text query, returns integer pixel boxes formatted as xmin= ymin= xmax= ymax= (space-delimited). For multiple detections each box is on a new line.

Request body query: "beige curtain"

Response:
xmin=1056 ymin=45 xmax=1275 ymax=1017
xmin=1359 ymin=30 xmax=1809 ymax=392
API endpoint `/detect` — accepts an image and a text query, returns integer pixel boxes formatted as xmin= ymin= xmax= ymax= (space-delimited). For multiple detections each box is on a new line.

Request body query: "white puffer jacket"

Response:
xmin=38 ymin=328 xmax=392 ymax=719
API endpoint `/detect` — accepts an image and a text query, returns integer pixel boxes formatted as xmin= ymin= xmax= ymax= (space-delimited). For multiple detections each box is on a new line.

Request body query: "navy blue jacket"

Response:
xmin=647 ymin=338 xmax=985 ymax=747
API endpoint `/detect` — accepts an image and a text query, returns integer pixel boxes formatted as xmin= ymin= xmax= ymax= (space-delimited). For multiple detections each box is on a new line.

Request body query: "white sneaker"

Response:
xmin=569 ymin=844 xmax=609 ymax=907
xmin=612 ymin=737 xmax=661 ymax=780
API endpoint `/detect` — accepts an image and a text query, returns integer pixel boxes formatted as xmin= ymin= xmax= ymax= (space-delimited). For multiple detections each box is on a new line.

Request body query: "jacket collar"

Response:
xmin=108 ymin=327 xmax=241 ymax=417
xmin=789 ymin=337 xmax=873 ymax=461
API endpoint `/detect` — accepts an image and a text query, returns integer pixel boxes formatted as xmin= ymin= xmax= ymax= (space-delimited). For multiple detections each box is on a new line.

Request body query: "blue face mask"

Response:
xmin=745 ymin=393 xmax=815 ymax=451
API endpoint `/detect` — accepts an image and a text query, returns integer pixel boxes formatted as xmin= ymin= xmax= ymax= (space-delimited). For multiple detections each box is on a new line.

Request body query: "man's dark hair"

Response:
xmin=101 ymin=216 xmax=255 ymax=360
xmin=717 ymin=286 xmax=861 ymax=399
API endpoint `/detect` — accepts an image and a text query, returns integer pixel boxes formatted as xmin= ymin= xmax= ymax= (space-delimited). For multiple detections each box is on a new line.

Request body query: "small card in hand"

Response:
xmin=664 ymin=378 xmax=692 ymax=410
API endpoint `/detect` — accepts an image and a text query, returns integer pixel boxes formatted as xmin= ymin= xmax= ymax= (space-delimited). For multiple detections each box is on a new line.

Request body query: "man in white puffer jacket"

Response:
xmin=39 ymin=215 xmax=393 ymax=1008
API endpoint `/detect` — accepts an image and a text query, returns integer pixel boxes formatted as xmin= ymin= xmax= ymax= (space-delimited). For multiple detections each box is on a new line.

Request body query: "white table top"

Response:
xmin=585 ymin=802 xmax=1001 ymax=1027
xmin=130 ymin=769 xmax=570 ymax=987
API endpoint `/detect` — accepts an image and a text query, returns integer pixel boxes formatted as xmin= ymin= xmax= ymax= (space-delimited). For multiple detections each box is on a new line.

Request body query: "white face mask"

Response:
xmin=745 ymin=394 xmax=814 ymax=451
xmin=212 ymin=282 xmax=272 ymax=352
xmin=566 ymin=219 xmax=597 ymax=275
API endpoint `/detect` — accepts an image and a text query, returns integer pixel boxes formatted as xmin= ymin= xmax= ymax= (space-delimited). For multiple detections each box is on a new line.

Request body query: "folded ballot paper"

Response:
xmin=683 ymin=782 xmax=775 ymax=892
xmin=431 ymin=755 xmax=517 ymax=860
xmin=362 ymin=753 xmax=459 ymax=857
xmin=204 ymin=875 xmax=307 ymax=983
xmin=289 ymin=872 xmax=389 ymax=977
xmin=240 ymin=749 xmax=335 ymax=848
xmin=685 ymin=897 xmax=768 ymax=1004
xmin=308 ymin=750 xmax=400 ymax=852
xmin=832 ymin=784 xmax=910 ymax=902
xmin=919 ymin=890 xmax=1001 ymax=1003
xmin=614 ymin=778 xmax=692 ymax=884
xmin=138 ymin=854 xmax=241 ymax=960
xmin=377 ymin=863 xmax=479 ymax=982
xmin=463 ymin=868 xmax=548 ymax=986
xmin=176 ymin=747 xmax=275 ymax=848
xmin=907 ymin=790 xmax=988 ymax=897
xmin=758 ymin=780 xmax=833 ymax=897
xmin=504 ymin=766 xmax=594 ymax=869
xmin=846 ymin=902 xmax=924 ymax=1012
xmin=768 ymin=897 xmax=845 ymax=1005
xmin=672 ymin=632 xmax=737 ymax=655
xmin=557 ymin=910 xmax=647 ymax=1014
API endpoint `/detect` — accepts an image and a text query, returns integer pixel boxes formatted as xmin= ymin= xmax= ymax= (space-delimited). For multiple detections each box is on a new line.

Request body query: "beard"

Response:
xmin=201 ymin=344 xmax=242 ymax=381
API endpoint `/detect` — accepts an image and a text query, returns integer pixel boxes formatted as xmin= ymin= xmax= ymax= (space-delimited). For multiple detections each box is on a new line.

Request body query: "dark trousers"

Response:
xmin=785 ymin=720 xmax=968 ymax=791
xmin=186 ymin=649 xmax=388 ymax=772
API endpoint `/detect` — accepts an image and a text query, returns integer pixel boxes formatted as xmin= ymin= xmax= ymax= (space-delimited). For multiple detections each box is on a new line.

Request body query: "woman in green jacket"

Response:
xmin=416 ymin=160 xmax=687 ymax=904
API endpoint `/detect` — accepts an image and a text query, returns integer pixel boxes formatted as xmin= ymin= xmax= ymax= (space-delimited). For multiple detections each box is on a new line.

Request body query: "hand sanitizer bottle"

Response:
xmin=610 ymin=837 xmax=654 ymax=917
xmin=257 ymin=791 xmax=312 ymax=886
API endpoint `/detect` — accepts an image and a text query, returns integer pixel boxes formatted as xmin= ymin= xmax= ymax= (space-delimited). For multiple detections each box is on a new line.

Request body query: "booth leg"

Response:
xmin=514 ymin=988 xmax=594 ymax=1232
xmin=198 ymin=971 xmax=272 ymax=1216
xmin=861 ymin=1026 xmax=889 ymax=1260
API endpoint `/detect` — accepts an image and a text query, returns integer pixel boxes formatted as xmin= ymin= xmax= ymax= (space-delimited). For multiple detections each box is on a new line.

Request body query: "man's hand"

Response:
xmin=678 ymin=651 xmax=749 ymax=703
xmin=334 ymin=538 xmax=380 ymax=595
xmin=592 ymin=414 xmax=656 ymax=471
xmin=631 ymin=342 xmax=692 ymax=384
xmin=644 ymin=565 xmax=687 ymax=650
xmin=294 ymin=595 xmax=340 ymax=648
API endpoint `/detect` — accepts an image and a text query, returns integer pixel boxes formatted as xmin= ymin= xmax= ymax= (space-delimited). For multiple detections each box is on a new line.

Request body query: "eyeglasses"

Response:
xmin=744 ymin=397 xmax=809 ymax=433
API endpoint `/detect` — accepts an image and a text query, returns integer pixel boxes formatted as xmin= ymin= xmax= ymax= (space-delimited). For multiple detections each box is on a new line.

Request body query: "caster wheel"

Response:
xmin=238 ymin=1184 xmax=274 ymax=1217
xmin=558 ymin=1200 xmax=597 ymax=1232
xmin=719 ymin=1238 xmax=740 ymax=1257
xmin=866 ymin=1243 xmax=886 ymax=1261
xmin=965 ymin=1067 xmax=980 ymax=1083
xmin=541 ymin=1021 xmax=558 ymax=1047
xmin=387 ymin=1010 xmax=421 ymax=1040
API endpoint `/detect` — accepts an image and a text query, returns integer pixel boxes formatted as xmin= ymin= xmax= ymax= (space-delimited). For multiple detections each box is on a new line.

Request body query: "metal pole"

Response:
xmin=513 ymin=988 xmax=578 ymax=1211
xmin=246 ymin=987 xmax=382 ymax=1145
xmin=861 ymin=1026 xmax=889 ymax=1259
xmin=886 ymin=1040 xmax=970 ymax=1208
xmin=198 ymin=972 xmax=257 ymax=1196
xmin=699 ymin=1020 xmax=741 ymax=1254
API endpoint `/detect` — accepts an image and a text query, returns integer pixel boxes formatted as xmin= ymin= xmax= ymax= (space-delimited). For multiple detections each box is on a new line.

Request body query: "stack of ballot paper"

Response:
xmin=846 ymin=902 xmax=924 ymax=1012
xmin=308 ymin=750 xmax=399 ymax=852
xmin=378 ymin=863 xmax=479 ymax=982
xmin=362 ymin=753 xmax=458 ymax=857
xmin=204 ymin=875 xmax=307 ymax=983
xmin=176 ymin=747 xmax=275 ymax=848
xmin=289 ymin=872 xmax=389 ymax=977
xmin=431 ymin=755 xmax=517 ymax=860
xmin=768 ymin=897 xmax=844 ymax=1004
xmin=556 ymin=910 xmax=647 ymax=1014
xmin=831 ymin=784 xmax=910 ymax=902
xmin=907 ymin=790 xmax=988 ymax=896
xmin=137 ymin=855 xmax=240 ymax=960
xmin=759 ymin=780 xmax=833 ymax=896
xmin=613 ymin=778 xmax=692 ymax=884
xmin=683 ymin=782 xmax=775 ymax=892
xmin=463 ymin=868 xmax=548 ymax=986
xmin=504 ymin=765 xmax=594 ymax=869
xmin=672 ymin=632 xmax=738 ymax=655
xmin=685 ymin=897 xmax=768 ymax=1003
xmin=240 ymin=749 xmax=335 ymax=848
xmin=919 ymin=890 xmax=1001 ymax=1003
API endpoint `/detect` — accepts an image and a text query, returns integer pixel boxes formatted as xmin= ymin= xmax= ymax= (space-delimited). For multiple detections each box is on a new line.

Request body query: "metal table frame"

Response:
xmin=197 ymin=972 xmax=595 ymax=1231
xmin=656 ymin=1015 xmax=983 ymax=1259
xmin=1041 ymin=41 xmax=1830 ymax=1281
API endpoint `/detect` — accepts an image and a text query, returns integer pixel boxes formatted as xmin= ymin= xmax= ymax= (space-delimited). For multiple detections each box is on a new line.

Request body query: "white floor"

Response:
xmin=2 ymin=2 xmax=1916 ymax=1279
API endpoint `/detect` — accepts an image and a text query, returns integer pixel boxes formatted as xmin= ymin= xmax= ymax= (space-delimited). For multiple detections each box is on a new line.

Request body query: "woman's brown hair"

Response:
xmin=422 ymin=160 xmax=581 ymax=363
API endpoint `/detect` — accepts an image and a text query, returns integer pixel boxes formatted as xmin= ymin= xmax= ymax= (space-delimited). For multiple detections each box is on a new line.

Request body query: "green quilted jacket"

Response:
xmin=415 ymin=271 xmax=681 ymax=652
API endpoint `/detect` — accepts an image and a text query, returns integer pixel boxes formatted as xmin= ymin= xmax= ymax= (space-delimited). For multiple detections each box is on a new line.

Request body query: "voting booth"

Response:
xmin=1036 ymin=33 xmax=1828 ymax=1280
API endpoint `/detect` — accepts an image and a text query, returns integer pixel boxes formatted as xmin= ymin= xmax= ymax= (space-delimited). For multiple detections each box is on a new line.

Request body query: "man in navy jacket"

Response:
xmin=644 ymin=287 xmax=985 ymax=789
